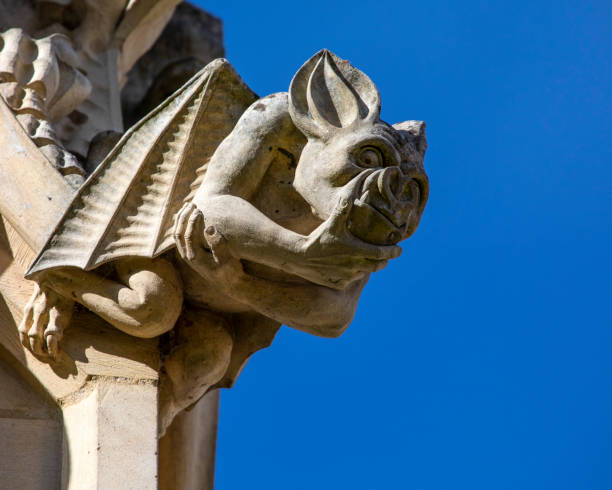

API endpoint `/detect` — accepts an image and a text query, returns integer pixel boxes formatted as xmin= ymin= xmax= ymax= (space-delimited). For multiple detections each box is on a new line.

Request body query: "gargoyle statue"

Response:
xmin=19 ymin=49 xmax=428 ymax=419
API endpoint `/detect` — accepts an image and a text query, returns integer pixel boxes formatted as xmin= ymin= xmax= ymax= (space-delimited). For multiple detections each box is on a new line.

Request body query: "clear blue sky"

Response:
xmin=193 ymin=1 xmax=611 ymax=488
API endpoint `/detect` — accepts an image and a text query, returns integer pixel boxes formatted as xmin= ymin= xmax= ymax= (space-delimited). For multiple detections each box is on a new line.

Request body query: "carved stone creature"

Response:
xmin=20 ymin=50 xmax=429 ymax=423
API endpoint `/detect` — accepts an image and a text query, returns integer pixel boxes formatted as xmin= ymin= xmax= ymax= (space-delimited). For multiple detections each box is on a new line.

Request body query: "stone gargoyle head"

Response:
xmin=289 ymin=50 xmax=429 ymax=247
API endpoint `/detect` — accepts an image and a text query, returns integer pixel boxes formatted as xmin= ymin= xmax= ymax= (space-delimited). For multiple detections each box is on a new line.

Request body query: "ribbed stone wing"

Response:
xmin=26 ymin=59 xmax=257 ymax=278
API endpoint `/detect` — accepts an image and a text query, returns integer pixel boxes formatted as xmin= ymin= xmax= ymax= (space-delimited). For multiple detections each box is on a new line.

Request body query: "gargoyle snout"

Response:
xmin=348 ymin=166 xmax=422 ymax=246
xmin=362 ymin=167 xmax=419 ymax=226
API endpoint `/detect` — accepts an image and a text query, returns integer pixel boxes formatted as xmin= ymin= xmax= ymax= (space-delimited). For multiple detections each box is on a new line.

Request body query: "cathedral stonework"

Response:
xmin=0 ymin=2 xmax=428 ymax=489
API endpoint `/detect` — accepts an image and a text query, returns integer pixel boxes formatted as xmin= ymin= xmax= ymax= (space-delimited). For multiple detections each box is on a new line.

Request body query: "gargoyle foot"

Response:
xmin=19 ymin=283 xmax=73 ymax=360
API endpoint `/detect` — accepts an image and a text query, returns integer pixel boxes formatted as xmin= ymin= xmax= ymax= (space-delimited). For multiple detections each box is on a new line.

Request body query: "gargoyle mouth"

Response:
xmin=346 ymin=168 xmax=417 ymax=245
xmin=356 ymin=167 xmax=418 ymax=228
xmin=356 ymin=189 xmax=407 ymax=231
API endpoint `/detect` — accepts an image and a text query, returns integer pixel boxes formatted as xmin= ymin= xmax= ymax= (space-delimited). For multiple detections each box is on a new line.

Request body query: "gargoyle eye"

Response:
xmin=357 ymin=147 xmax=383 ymax=168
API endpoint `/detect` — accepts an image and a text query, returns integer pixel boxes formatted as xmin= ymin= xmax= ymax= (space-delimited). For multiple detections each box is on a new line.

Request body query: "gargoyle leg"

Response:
xmin=42 ymin=257 xmax=183 ymax=339
xmin=229 ymin=272 xmax=369 ymax=338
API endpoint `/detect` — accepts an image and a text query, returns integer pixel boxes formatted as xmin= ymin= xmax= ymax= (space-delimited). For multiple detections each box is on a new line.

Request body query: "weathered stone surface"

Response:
xmin=62 ymin=378 xmax=159 ymax=490
xmin=159 ymin=390 xmax=219 ymax=490
xmin=22 ymin=51 xmax=428 ymax=406
xmin=121 ymin=2 xmax=225 ymax=127
xmin=0 ymin=2 xmax=429 ymax=489
xmin=0 ymin=353 xmax=61 ymax=490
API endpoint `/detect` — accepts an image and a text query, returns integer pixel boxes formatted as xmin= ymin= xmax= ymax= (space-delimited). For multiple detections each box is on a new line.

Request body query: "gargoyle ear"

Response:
xmin=392 ymin=120 xmax=428 ymax=167
xmin=289 ymin=49 xmax=381 ymax=139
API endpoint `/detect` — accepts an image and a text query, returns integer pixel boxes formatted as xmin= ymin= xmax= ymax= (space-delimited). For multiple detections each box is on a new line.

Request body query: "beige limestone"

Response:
xmin=0 ymin=353 xmax=62 ymax=490
xmin=62 ymin=378 xmax=159 ymax=490
xmin=159 ymin=390 xmax=220 ymax=490
xmin=0 ymin=3 xmax=429 ymax=490
xmin=24 ymin=50 xmax=428 ymax=360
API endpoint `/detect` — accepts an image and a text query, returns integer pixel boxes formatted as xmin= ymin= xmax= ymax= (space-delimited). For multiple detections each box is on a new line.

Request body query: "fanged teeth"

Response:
xmin=359 ymin=190 xmax=370 ymax=203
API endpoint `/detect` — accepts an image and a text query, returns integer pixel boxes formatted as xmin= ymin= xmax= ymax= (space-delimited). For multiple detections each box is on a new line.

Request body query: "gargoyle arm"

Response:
xmin=175 ymin=203 xmax=370 ymax=337
xmin=194 ymin=95 xmax=395 ymax=288
xmin=194 ymin=94 xmax=307 ymax=265
xmin=44 ymin=257 xmax=183 ymax=338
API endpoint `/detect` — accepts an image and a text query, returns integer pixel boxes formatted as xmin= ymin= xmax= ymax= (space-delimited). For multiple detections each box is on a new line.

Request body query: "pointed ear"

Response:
xmin=289 ymin=49 xmax=381 ymax=139
xmin=392 ymin=120 xmax=427 ymax=166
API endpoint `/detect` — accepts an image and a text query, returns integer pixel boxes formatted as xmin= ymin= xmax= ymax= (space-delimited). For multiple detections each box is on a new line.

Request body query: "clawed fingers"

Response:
xmin=338 ymin=236 xmax=402 ymax=261
xmin=310 ymin=255 xmax=389 ymax=275
xmin=19 ymin=284 xmax=72 ymax=360
xmin=353 ymin=258 xmax=389 ymax=273
xmin=326 ymin=195 xmax=355 ymax=235
xmin=308 ymin=240 xmax=401 ymax=264
xmin=363 ymin=243 xmax=402 ymax=261
xmin=45 ymin=305 xmax=65 ymax=360
xmin=184 ymin=208 xmax=205 ymax=261
xmin=174 ymin=202 xmax=196 ymax=259
xmin=327 ymin=171 xmax=374 ymax=231
xmin=18 ymin=285 xmax=38 ymax=346
xmin=173 ymin=204 xmax=238 ymax=277
xmin=46 ymin=334 xmax=59 ymax=360
xmin=29 ymin=293 xmax=49 ymax=356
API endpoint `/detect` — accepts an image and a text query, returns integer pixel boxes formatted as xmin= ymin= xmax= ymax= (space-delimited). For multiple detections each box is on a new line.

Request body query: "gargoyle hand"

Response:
xmin=19 ymin=281 xmax=73 ymax=359
xmin=297 ymin=188 xmax=402 ymax=290
xmin=174 ymin=202 xmax=244 ymax=287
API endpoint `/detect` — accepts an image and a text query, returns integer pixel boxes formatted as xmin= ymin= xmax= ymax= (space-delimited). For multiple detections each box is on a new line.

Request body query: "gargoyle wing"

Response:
xmin=26 ymin=59 xmax=257 ymax=278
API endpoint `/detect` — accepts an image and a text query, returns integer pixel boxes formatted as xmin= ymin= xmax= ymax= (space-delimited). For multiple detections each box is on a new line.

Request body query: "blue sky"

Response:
xmin=194 ymin=1 xmax=612 ymax=488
